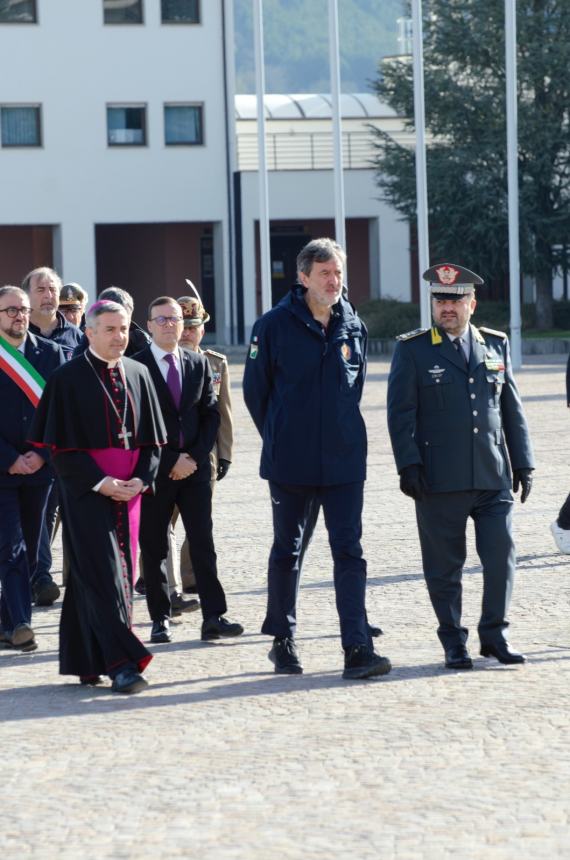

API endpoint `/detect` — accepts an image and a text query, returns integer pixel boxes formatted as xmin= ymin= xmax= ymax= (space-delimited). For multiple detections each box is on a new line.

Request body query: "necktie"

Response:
xmin=453 ymin=337 xmax=468 ymax=367
xmin=164 ymin=353 xmax=181 ymax=409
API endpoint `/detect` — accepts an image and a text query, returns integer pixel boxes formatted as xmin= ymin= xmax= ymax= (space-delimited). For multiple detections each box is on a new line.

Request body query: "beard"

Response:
xmin=2 ymin=323 xmax=26 ymax=341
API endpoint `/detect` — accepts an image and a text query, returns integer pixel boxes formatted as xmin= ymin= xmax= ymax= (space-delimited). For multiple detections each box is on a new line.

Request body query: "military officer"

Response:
xmin=387 ymin=263 xmax=534 ymax=670
xmin=59 ymin=283 xmax=88 ymax=329
xmin=175 ymin=289 xmax=234 ymax=594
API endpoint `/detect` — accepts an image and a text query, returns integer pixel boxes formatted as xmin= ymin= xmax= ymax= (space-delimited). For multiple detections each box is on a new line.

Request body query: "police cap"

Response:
xmin=423 ymin=263 xmax=484 ymax=301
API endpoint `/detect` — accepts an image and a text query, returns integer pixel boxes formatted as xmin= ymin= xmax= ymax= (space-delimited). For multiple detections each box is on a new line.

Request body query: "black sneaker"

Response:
xmin=268 ymin=637 xmax=303 ymax=674
xmin=342 ymin=645 xmax=391 ymax=680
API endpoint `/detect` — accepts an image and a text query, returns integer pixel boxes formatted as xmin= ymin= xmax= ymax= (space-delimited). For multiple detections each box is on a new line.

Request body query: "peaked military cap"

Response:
xmin=59 ymin=282 xmax=87 ymax=307
xmin=176 ymin=294 xmax=210 ymax=327
xmin=423 ymin=263 xmax=484 ymax=300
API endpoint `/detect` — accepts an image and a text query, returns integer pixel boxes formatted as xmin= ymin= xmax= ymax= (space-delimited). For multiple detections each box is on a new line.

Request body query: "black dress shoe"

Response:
xmin=201 ymin=615 xmax=244 ymax=641
xmin=480 ymin=641 xmax=526 ymax=664
xmin=134 ymin=577 xmax=146 ymax=595
xmin=150 ymin=619 xmax=172 ymax=643
xmin=343 ymin=645 xmax=392 ymax=680
xmin=268 ymin=637 xmax=303 ymax=674
xmin=444 ymin=644 xmax=473 ymax=670
xmin=33 ymin=579 xmax=60 ymax=606
xmin=111 ymin=669 xmax=148 ymax=694
xmin=170 ymin=592 xmax=200 ymax=617
xmin=80 ymin=675 xmax=104 ymax=686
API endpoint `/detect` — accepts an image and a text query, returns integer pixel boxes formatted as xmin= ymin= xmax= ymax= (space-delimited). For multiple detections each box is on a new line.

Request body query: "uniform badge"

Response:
xmin=484 ymin=357 xmax=505 ymax=371
xmin=341 ymin=343 xmax=352 ymax=361
xmin=249 ymin=336 xmax=258 ymax=359
xmin=428 ymin=365 xmax=446 ymax=380
xmin=435 ymin=265 xmax=460 ymax=284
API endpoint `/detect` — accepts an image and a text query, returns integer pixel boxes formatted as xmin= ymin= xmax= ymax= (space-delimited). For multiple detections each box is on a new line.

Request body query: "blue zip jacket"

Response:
xmin=243 ymin=285 xmax=367 ymax=486
xmin=29 ymin=311 xmax=83 ymax=361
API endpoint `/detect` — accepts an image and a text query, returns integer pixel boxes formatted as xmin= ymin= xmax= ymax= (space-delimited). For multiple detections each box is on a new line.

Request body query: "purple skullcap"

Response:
xmin=87 ymin=299 xmax=119 ymax=315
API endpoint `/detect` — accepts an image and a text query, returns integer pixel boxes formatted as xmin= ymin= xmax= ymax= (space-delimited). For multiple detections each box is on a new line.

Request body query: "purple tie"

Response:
xmin=164 ymin=353 xmax=181 ymax=409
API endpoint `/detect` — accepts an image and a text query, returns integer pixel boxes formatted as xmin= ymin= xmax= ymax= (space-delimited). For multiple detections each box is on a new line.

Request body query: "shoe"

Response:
xmin=134 ymin=577 xmax=146 ymax=595
xmin=150 ymin=619 xmax=171 ymax=643
xmin=6 ymin=624 xmax=37 ymax=652
xmin=343 ymin=645 xmax=391 ymax=680
xmin=268 ymin=637 xmax=303 ymax=674
xmin=367 ymin=623 xmax=383 ymax=637
xmin=170 ymin=592 xmax=200 ymax=617
xmin=444 ymin=644 xmax=473 ymax=670
xmin=80 ymin=676 xmax=104 ymax=686
xmin=550 ymin=521 xmax=570 ymax=554
xmin=33 ymin=579 xmax=60 ymax=606
xmin=201 ymin=615 xmax=244 ymax=641
xmin=480 ymin=641 xmax=526 ymax=664
xmin=111 ymin=669 xmax=148 ymax=694
xmin=183 ymin=584 xmax=199 ymax=594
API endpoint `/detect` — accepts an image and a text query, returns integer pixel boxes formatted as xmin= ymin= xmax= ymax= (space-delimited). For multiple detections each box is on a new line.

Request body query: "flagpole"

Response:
xmin=253 ymin=0 xmax=272 ymax=313
xmin=505 ymin=0 xmax=522 ymax=369
xmin=411 ymin=0 xmax=430 ymax=327
xmin=328 ymin=0 xmax=347 ymax=272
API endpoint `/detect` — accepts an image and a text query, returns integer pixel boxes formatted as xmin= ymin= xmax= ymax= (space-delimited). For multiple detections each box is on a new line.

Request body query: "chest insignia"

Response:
xmin=212 ymin=371 xmax=222 ymax=387
xmin=428 ymin=365 xmax=446 ymax=379
xmin=484 ymin=357 xmax=505 ymax=371
xmin=341 ymin=342 xmax=352 ymax=361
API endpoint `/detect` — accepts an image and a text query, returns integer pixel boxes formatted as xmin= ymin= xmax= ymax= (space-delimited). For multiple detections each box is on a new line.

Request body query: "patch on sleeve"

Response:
xmin=249 ymin=335 xmax=259 ymax=359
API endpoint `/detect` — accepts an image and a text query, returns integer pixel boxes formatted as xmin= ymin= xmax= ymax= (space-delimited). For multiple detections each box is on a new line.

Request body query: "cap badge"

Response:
xmin=435 ymin=265 xmax=460 ymax=285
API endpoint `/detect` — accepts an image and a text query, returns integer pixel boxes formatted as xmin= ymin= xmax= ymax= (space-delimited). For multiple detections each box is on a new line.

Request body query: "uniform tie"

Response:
xmin=164 ymin=353 xmax=181 ymax=409
xmin=453 ymin=336 xmax=468 ymax=367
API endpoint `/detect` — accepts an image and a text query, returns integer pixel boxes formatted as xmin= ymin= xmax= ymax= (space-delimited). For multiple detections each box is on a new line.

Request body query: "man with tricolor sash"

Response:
xmin=0 ymin=286 xmax=65 ymax=652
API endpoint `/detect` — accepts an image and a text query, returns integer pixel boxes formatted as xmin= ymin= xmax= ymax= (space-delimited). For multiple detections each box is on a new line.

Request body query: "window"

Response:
xmin=1 ymin=106 xmax=41 ymax=147
xmin=0 ymin=0 xmax=36 ymax=23
xmin=161 ymin=0 xmax=199 ymax=23
xmin=107 ymin=105 xmax=146 ymax=146
xmin=104 ymin=0 xmax=143 ymax=24
xmin=164 ymin=104 xmax=203 ymax=145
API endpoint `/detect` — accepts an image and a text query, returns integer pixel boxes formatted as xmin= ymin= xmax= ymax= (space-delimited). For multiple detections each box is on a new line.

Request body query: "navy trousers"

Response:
xmin=32 ymin=480 xmax=58 ymax=587
xmin=0 ymin=481 xmax=50 ymax=634
xmin=415 ymin=488 xmax=516 ymax=650
xmin=262 ymin=481 xmax=370 ymax=649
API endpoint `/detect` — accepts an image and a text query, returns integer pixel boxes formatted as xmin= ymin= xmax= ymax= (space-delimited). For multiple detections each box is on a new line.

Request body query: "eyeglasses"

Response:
xmin=0 ymin=306 xmax=32 ymax=318
xmin=150 ymin=315 xmax=183 ymax=326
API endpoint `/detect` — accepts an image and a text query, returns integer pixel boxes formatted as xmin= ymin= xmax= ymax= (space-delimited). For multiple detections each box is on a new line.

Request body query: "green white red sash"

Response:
xmin=0 ymin=335 xmax=46 ymax=407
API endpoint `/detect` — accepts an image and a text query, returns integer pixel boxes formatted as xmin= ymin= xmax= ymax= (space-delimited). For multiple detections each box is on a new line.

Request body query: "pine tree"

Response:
xmin=371 ymin=0 xmax=570 ymax=328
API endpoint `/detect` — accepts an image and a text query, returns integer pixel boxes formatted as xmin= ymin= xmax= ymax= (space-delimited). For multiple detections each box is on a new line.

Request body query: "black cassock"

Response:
xmin=30 ymin=351 xmax=167 ymax=679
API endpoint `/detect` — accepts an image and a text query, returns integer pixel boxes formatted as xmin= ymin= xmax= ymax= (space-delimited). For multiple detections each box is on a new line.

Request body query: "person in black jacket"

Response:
xmin=243 ymin=238 xmax=391 ymax=680
xmin=134 ymin=297 xmax=243 ymax=645
xmin=72 ymin=286 xmax=151 ymax=359
xmin=0 ymin=286 xmax=65 ymax=651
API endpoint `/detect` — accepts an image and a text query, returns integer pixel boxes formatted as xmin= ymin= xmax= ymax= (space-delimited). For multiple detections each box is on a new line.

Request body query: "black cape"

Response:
xmin=29 ymin=352 xmax=167 ymax=679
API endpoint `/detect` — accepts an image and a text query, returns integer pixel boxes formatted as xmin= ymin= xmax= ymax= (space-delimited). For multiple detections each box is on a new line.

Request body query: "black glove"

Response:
xmin=513 ymin=468 xmax=533 ymax=503
xmin=399 ymin=464 xmax=426 ymax=501
xmin=216 ymin=459 xmax=231 ymax=481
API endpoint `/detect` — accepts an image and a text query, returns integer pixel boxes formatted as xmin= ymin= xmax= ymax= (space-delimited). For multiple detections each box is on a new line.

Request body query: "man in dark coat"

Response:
xmin=0 ymin=285 xmax=65 ymax=651
xmin=30 ymin=300 xmax=167 ymax=693
xmin=387 ymin=263 xmax=534 ymax=670
xmin=243 ymin=237 xmax=391 ymax=680
xmin=72 ymin=286 xmax=151 ymax=359
xmin=134 ymin=296 xmax=243 ymax=645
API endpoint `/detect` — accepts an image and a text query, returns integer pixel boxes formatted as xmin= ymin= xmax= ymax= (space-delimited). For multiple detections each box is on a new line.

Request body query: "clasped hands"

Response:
xmin=99 ymin=476 xmax=144 ymax=502
xmin=169 ymin=453 xmax=197 ymax=481
xmin=8 ymin=451 xmax=45 ymax=475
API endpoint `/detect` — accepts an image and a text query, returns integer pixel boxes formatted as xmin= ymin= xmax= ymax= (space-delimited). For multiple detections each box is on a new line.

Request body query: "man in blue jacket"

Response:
xmin=0 ymin=286 xmax=65 ymax=651
xmin=387 ymin=264 xmax=534 ymax=670
xmin=243 ymin=238 xmax=391 ymax=680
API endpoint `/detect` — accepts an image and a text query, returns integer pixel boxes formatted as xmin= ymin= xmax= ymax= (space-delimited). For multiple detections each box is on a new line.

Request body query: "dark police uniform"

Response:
xmin=243 ymin=284 xmax=370 ymax=648
xmin=387 ymin=320 xmax=534 ymax=653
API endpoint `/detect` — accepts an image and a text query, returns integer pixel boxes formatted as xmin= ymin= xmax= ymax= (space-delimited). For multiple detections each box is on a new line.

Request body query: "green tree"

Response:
xmin=371 ymin=0 xmax=570 ymax=328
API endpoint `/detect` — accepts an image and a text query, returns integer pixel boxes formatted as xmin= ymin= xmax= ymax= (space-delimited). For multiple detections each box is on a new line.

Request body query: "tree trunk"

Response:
xmin=535 ymin=267 xmax=553 ymax=330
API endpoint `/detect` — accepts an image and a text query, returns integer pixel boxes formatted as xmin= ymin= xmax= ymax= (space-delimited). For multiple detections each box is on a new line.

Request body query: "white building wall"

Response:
xmin=0 ymin=0 xmax=231 ymax=305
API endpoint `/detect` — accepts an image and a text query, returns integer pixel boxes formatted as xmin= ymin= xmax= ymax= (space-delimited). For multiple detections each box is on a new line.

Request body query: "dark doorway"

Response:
xmin=0 ymin=226 xmax=54 ymax=284
xmin=270 ymin=227 xmax=310 ymax=305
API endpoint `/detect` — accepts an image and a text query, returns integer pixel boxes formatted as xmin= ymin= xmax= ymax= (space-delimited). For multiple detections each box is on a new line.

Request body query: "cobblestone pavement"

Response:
xmin=1 ymin=356 xmax=569 ymax=860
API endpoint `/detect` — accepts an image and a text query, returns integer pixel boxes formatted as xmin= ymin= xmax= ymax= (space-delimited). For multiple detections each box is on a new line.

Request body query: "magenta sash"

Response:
xmin=88 ymin=448 xmax=141 ymax=581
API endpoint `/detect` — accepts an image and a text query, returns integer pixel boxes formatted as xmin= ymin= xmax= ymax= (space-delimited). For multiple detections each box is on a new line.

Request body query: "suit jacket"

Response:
xmin=387 ymin=323 xmax=534 ymax=493
xmin=133 ymin=345 xmax=220 ymax=483
xmin=0 ymin=332 xmax=66 ymax=487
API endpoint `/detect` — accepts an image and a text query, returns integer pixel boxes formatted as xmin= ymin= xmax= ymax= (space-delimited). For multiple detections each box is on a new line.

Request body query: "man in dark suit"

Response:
xmin=387 ymin=264 xmax=534 ymax=670
xmin=134 ymin=296 xmax=243 ymax=644
xmin=0 ymin=285 xmax=65 ymax=651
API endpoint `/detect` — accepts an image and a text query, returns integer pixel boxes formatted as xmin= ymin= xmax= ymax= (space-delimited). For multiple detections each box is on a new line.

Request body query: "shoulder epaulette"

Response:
xmin=479 ymin=326 xmax=507 ymax=340
xmin=396 ymin=327 xmax=428 ymax=342
xmin=204 ymin=348 xmax=227 ymax=360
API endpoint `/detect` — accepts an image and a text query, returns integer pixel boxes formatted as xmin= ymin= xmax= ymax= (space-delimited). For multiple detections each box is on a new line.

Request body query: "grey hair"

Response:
xmin=99 ymin=286 xmax=134 ymax=315
xmin=21 ymin=267 xmax=63 ymax=294
xmin=0 ymin=285 xmax=27 ymax=303
xmin=85 ymin=300 xmax=127 ymax=330
xmin=296 ymin=238 xmax=346 ymax=278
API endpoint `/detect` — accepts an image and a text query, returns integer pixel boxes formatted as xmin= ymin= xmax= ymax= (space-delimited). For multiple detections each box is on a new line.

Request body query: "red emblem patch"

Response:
xmin=435 ymin=265 xmax=460 ymax=285
xmin=341 ymin=343 xmax=352 ymax=361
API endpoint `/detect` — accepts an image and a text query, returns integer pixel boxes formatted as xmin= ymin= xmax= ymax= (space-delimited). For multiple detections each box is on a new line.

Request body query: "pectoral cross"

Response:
xmin=118 ymin=426 xmax=132 ymax=449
